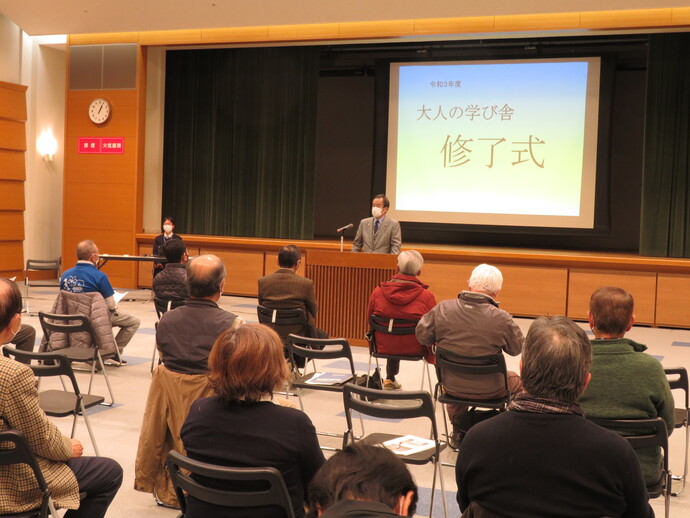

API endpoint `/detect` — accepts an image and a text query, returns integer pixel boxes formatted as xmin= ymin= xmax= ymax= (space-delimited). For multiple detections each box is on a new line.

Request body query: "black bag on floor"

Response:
xmin=456 ymin=407 xmax=501 ymax=434
xmin=355 ymin=367 xmax=383 ymax=400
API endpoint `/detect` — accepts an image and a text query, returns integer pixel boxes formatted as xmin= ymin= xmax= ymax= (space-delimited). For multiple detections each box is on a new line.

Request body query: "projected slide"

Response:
xmin=387 ymin=58 xmax=600 ymax=228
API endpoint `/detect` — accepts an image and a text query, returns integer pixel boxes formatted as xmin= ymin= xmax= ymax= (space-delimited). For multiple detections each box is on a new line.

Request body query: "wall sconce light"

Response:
xmin=37 ymin=130 xmax=58 ymax=162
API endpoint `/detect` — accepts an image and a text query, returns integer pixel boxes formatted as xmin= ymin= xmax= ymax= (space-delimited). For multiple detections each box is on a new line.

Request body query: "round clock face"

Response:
xmin=88 ymin=98 xmax=111 ymax=124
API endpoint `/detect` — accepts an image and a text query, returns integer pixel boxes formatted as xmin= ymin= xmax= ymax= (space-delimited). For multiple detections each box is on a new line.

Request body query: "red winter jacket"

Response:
xmin=367 ymin=274 xmax=437 ymax=361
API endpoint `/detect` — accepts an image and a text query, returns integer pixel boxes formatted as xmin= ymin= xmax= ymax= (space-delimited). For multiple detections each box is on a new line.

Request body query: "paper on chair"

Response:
xmin=113 ymin=291 xmax=128 ymax=304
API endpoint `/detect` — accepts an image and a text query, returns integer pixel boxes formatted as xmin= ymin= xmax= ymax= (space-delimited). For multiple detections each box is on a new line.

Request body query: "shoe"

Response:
xmin=449 ymin=431 xmax=465 ymax=451
xmin=104 ymin=358 xmax=128 ymax=366
xmin=383 ymin=379 xmax=402 ymax=391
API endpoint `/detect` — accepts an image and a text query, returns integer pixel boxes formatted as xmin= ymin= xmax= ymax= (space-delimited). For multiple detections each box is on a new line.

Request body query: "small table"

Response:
xmin=97 ymin=254 xmax=166 ymax=270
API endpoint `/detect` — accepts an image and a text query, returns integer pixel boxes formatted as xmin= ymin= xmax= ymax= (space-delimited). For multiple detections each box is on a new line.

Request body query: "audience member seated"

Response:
xmin=580 ymin=286 xmax=674 ymax=485
xmin=152 ymin=239 xmax=189 ymax=301
xmin=416 ymin=263 xmax=523 ymax=446
xmin=258 ymin=244 xmax=327 ymax=340
xmin=456 ymin=315 xmax=654 ymax=518
xmin=0 ymin=278 xmax=123 ymax=518
xmin=367 ymin=250 xmax=436 ymax=390
xmin=308 ymin=444 xmax=417 ymax=518
xmin=156 ymin=254 xmax=243 ymax=375
xmin=60 ymin=239 xmax=140 ymax=361
xmin=181 ymin=324 xmax=325 ymax=518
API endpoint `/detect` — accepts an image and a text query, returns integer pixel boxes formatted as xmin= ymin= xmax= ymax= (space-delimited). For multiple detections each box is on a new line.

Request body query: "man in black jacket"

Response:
xmin=152 ymin=239 xmax=189 ymax=301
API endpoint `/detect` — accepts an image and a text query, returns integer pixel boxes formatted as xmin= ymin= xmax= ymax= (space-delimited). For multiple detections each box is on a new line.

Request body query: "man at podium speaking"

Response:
xmin=352 ymin=194 xmax=401 ymax=255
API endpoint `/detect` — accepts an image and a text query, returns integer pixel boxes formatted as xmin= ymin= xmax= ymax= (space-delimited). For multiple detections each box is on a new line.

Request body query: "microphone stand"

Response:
xmin=338 ymin=229 xmax=345 ymax=252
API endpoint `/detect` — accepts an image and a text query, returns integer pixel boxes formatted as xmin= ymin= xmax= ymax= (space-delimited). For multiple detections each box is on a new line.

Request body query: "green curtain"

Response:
xmin=162 ymin=47 xmax=318 ymax=239
xmin=640 ymin=33 xmax=690 ymax=257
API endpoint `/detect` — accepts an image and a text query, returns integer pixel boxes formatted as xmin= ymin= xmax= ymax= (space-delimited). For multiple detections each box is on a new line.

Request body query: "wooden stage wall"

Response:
xmin=135 ymin=234 xmax=690 ymax=341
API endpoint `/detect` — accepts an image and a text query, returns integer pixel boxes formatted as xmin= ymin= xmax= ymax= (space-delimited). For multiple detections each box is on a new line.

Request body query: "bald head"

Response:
xmin=76 ymin=240 xmax=98 ymax=261
xmin=187 ymin=254 xmax=226 ymax=299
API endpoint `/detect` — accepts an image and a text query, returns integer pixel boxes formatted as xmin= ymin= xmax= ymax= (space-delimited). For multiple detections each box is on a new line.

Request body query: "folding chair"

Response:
xmin=0 ymin=430 xmax=60 ymax=518
xmin=589 ymin=417 xmax=671 ymax=518
xmin=38 ymin=312 xmax=116 ymax=406
xmin=167 ymin=450 xmax=296 ymax=518
xmin=286 ymin=334 xmax=364 ymax=451
xmin=24 ymin=258 xmax=61 ymax=314
xmin=665 ymin=367 xmax=689 ymax=496
xmin=257 ymin=306 xmax=308 ymax=365
xmin=342 ymin=383 xmax=448 ymax=518
xmin=434 ymin=349 xmax=509 ymax=451
xmin=152 ymin=298 xmax=185 ymax=372
xmin=2 ymin=347 xmax=105 ymax=456
xmin=368 ymin=314 xmax=433 ymax=391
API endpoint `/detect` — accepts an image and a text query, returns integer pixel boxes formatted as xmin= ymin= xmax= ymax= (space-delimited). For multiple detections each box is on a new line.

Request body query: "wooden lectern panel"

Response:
xmin=306 ymin=250 xmax=396 ymax=346
xmin=656 ymin=273 xmax=690 ymax=327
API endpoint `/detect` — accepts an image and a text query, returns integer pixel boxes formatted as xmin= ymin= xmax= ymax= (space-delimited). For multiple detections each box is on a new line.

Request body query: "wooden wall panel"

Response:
xmin=64 ymin=137 xmax=138 ymax=184
xmin=137 ymin=243 xmax=154 ymax=288
xmin=568 ymin=270 xmax=657 ymax=324
xmin=0 ymin=212 xmax=25 ymax=241
xmin=0 ymin=81 xmax=28 ymax=121
xmin=499 ymin=265 xmax=568 ymax=317
xmin=0 ymin=119 xmax=26 ymax=151
xmin=420 ymin=261 xmax=474 ymax=302
xmin=199 ymin=249 xmax=265 ymax=296
xmin=0 ymin=242 xmax=24 ymax=271
xmin=0 ymin=181 xmax=25 ymax=211
xmin=63 ymin=183 xmax=136 ymax=232
xmin=0 ymin=150 xmax=25 ymax=180
xmin=65 ymin=90 xmax=139 ymax=138
xmin=656 ymin=273 xmax=690 ymax=328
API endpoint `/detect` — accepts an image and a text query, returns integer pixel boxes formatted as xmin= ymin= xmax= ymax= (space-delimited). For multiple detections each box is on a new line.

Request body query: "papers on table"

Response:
xmin=304 ymin=372 xmax=353 ymax=385
xmin=383 ymin=435 xmax=436 ymax=456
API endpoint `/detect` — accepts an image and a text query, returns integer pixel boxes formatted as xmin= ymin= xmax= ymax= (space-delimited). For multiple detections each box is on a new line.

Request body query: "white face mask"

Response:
xmin=371 ymin=206 xmax=383 ymax=219
xmin=163 ymin=224 xmax=173 ymax=233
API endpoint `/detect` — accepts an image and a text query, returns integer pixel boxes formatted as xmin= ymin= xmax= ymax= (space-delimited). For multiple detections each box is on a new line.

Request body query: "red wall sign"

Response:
xmin=78 ymin=137 xmax=125 ymax=154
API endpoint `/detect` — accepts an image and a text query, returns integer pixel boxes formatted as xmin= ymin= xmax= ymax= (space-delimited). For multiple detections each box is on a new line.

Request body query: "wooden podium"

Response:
xmin=305 ymin=250 xmax=397 ymax=346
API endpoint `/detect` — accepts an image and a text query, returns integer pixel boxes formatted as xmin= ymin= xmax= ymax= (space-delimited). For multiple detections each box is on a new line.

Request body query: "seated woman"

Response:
xmin=181 ymin=324 xmax=325 ymax=518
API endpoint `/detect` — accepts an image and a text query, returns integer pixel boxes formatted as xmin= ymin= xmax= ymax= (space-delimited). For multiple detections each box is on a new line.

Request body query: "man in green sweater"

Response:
xmin=580 ymin=286 xmax=674 ymax=484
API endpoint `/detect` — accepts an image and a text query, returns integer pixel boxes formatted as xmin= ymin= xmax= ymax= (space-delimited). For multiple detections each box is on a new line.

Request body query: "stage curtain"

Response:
xmin=640 ymin=33 xmax=690 ymax=257
xmin=162 ymin=47 xmax=318 ymax=239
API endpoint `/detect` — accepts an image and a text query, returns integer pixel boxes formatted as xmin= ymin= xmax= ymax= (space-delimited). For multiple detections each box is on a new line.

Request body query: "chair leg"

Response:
xmin=429 ymin=453 xmax=438 ymax=518
xmin=48 ymin=498 xmax=59 ymax=517
xmin=671 ymin=423 xmax=688 ymax=496
xmin=80 ymin=401 xmax=100 ymax=456
xmin=96 ymin=351 xmax=115 ymax=406
xmin=665 ymin=471 xmax=671 ymax=518
xmin=437 ymin=459 xmax=448 ymax=518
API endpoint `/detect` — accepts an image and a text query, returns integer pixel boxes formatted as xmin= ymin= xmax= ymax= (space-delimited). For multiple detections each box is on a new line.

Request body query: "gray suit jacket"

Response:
xmin=352 ymin=216 xmax=402 ymax=254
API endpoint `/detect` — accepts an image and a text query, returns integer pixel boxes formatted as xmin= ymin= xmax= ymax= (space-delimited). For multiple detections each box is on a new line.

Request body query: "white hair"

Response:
xmin=468 ymin=264 xmax=503 ymax=295
xmin=397 ymin=250 xmax=424 ymax=276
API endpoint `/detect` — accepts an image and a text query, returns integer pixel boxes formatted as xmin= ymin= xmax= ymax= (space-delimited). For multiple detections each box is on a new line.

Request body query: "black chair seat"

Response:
xmin=290 ymin=372 xmax=352 ymax=393
xmin=674 ymin=408 xmax=688 ymax=428
xmin=55 ymin=347 xmax=98 ymax=362
xmin=360 ymin=432 xmax=447 ymax=465
xmin=38 ymin=391 xmax=105 ymax=417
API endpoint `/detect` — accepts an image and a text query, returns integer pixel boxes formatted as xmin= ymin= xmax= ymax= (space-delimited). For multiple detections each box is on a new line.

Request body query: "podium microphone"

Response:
xmin=337 ymin=223 xmax=353 ymax=252
xmin=337 ymin=223 xmax=353 ymax=233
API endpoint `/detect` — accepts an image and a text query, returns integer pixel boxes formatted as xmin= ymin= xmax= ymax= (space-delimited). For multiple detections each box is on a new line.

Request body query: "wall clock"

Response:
xmin=88 ymin=97 xmax=111 ymax=124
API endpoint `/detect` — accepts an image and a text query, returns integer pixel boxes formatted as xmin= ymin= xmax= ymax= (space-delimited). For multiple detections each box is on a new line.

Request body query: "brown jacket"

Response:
xmin=416 ymin=291 xmax=524 ymax=397
xmin=41 ymin=291 xmax=117 ymax=356
xmin=258 ymin=269 xmax=319 ymax=338
xmin=0 ymin=357 xmax=79 ymax=513
xmin=134 ymin=365 xmax=214 ymax=507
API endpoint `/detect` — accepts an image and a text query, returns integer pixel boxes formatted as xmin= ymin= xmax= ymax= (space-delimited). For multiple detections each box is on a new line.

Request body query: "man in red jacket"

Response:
xmin=368 ymin=250 xmax=436 ymax=390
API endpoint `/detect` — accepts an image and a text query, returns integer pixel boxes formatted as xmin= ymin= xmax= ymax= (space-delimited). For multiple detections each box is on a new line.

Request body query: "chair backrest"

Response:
xmin=588 ymin=417 xmax=669 ymax=482
xmin=0 ymin=430 xmax=53 ymax=518
xmin=369 ymin=314 xmax=419 ymax=336
xmin=26 ymin=258 xmax=61 ymax=274
xmin=166 ymin=450 xmax=296 ymax=518
xmin=38 ymin=311 xmax=99 ymax=350
xmin=154 ymin=297 xmax=186 ymax=319
xmin=287 ymin=334 xmax=356 ymax=376
xmin=2 ymin=346 xmax=82 ymax=398
xmin=342 ymin=383 xmax=440 ymax=450
xmin=257 ymin=305 xmax=307 ymax=327
xmin=665 ymin=367 xmax=689 ymax=410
